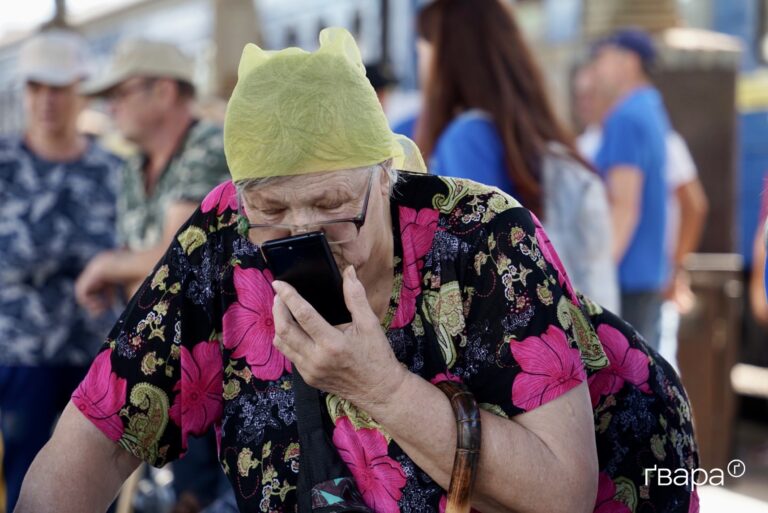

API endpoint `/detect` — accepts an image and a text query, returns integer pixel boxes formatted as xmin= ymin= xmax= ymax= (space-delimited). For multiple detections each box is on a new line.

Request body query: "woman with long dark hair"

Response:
xmin=416 ymin=0 xmax=618 ymax=311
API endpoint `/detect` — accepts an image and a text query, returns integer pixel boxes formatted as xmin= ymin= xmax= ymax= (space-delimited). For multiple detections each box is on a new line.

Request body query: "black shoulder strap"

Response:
xmin=292 ymin=369 xmax=372 ymax=513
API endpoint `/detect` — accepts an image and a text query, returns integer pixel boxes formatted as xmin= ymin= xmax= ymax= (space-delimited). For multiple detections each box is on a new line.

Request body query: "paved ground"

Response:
xmin=700 ymin=419 xmax=768 ymax=511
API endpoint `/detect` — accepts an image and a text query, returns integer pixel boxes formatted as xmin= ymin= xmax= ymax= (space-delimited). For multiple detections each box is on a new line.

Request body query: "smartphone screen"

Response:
xmin=260 ymin=232 xmax=352 ymax=326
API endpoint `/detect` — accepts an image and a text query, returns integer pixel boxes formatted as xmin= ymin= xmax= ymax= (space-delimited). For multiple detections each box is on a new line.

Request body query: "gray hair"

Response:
xmin=235 ymin=160 xmax=398 ymax=197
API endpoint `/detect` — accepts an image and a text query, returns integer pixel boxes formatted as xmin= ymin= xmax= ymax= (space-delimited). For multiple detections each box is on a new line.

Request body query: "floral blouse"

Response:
xmin=72 ymin=173 xmax=699 ymax=513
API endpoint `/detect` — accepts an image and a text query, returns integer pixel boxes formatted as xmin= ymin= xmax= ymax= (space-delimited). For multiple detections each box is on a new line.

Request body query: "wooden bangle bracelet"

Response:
xmin=435 ymin=380 xmax=482 ymax=513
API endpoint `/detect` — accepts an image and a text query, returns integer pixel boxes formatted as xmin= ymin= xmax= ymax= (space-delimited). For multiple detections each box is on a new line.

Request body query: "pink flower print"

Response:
xmin=223 ymin=266 xmax=290 ymax=380
xmin=169 ymin=340 xmax=224 ymax=449
xmin=594 ymin=472 xmax=631 ymax=513
xmin=72 ymin=349 xmax=128 ymax=442
xmin=588 ymin=324 xmax=651 ymax=407
xmin=392 ymin=206 xmax=439 ymax=328
xmin=201 ymin=180 xmax=238 ymax=215
xmin=429 ymin=370 xmax=462 ymax=385
xmin=332 ymin=416 xmax=406 ymax=513
xmin=688 ymin=489 xmax=700 ymax=513
xmin=510 ymin=325 xmax=586 ymax=411
xmin=530 ymin=213 xmax=579 ymax=305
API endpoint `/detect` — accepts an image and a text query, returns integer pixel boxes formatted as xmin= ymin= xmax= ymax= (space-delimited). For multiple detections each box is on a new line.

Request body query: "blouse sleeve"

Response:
xmin=454 ymin=205 xmax=607 ymax=418
xmin=71 ymin=206 xmax=226 ymax=466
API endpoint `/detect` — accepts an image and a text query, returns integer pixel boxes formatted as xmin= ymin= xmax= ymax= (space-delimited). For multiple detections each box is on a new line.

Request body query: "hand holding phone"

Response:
xmin=260 ymin=232 xmax=352 ymax=325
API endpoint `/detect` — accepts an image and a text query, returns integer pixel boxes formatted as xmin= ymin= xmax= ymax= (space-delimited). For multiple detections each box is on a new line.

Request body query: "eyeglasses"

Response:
xmin=239 ymin=169 xmax=375 ymax=246
xmin=106 ymin=78 xmax=156 ymax=103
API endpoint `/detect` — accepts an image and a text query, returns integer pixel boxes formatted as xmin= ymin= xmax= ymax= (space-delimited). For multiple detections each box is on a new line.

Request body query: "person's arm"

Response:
xmin=665 ymin=134 xmax=707 ymax=269
xmin=664 ymin=178 xmax=708 ymax=311
xmin=606 ymin=165 xmax=643 ymax=263
xmin=23 ymin=203 xmax=227 ymax=512
xmin=14 ymin=402 xmax=141 ymax=513
xmin=76 ymin=201 xmax=198 ymax=315
xmin=673 ymin=178 xmax=708 ymax=268
xmin=749 ymin=223 xmax=768 ymax=326
xmin=362 ymin=366 xmax=597 ymax=513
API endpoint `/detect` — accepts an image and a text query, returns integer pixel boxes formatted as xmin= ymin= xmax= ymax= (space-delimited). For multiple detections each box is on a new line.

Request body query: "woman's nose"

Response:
xmin=292 ymin=224 xmax=311 ymax=235
xmin=288 ymin=209 xmax=318 ymax=232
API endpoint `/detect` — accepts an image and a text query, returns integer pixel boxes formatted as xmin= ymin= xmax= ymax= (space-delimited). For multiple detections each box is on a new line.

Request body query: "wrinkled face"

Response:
xmin=24 ymin=81 xmax=84 ymax=136
xmin=107 ymin=77 xmax=170 ymax=144
xmin=239 ymin=166 xmax=392 ymax=271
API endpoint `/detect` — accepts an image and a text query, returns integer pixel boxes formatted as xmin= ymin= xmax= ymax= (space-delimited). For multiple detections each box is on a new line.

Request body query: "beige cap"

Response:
xmin=83 ymin=38 xmax=194 ymax=96
xmin=19 ymin=29 xmax=90 ymax=86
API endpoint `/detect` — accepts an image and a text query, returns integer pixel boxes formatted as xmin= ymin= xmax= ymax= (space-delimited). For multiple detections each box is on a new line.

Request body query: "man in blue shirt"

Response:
xmin=592 ymin=29 xmax=670 ymax=350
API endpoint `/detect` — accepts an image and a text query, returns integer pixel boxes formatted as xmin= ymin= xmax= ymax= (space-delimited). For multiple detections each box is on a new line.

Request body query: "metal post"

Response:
xmin=381 ymin=0 xmax=390 ymax=63
xmin=55 ymin=0 xmax=66 ymax=19
xmin=212 ymin=0 xmax=261 ymax=98
xmin=49 ymin=0 xmax=68 ymax=28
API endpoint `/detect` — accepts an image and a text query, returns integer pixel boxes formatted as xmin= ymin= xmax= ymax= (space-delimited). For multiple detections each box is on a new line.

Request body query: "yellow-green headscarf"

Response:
xmin=224 ymin=27 xmax=425 ymax=181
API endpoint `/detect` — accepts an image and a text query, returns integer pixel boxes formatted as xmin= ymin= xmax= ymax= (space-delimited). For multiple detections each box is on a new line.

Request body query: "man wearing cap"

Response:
xmin=590 ymin=28 xmax=671 ymax=350
xmin=72 ymin=38 xmax=230 ymax=513
xmin=75 ymin=39 xmax=229 ymax=313
xmin=0 ymin=29 xmax=121 ymax=512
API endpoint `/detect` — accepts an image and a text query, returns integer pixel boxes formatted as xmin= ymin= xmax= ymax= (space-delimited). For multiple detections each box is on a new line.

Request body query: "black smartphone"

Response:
xmin=260 ymin=232 xmax=352 ymax=326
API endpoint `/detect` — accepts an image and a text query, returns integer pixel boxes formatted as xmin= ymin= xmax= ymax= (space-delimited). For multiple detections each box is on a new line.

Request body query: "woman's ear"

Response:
xmin=377 ymin=163 xmax=393 ymax=198
xmin=379 ymin=169 xmax=390 ymax=196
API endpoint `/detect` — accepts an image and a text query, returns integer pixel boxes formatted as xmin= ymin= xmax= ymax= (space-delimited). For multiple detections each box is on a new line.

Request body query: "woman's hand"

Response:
xmin=271 ymin=265 xmax=407 ymax=408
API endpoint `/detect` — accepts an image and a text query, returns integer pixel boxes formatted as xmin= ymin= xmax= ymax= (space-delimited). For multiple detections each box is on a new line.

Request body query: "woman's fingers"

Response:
xmin=271 ymin=293 xmax=313 ymax=366
xmin=342 ymin=266 xmax=377 ymax=326
xmin=272 ymin=281 xmax=336 ymax=340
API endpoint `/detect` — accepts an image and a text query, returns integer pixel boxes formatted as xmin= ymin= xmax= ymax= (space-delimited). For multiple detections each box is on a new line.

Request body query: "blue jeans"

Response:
xmin=0 ymin=366 xmax=86 ymax=512
xmin=620 ymin=291 xmax=663 ymax=351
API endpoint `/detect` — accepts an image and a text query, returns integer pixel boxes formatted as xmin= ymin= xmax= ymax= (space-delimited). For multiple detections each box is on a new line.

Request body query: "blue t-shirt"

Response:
xmin=595 ymin=87 xmax=669 ymax=292
xmin=430 ymin=111 xmax=517 ymax=196
xmin=392 ymin=114 xmax=418 ymax=140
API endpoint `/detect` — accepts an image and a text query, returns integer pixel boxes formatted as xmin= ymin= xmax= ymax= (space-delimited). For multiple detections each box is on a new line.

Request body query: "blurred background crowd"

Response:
xmin=0 ymin=0 xmax=767 ymax=512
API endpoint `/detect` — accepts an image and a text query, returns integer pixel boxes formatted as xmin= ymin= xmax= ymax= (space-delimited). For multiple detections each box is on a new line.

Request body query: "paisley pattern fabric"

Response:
xmin=73 ymin=172 xmax=699 ymax=512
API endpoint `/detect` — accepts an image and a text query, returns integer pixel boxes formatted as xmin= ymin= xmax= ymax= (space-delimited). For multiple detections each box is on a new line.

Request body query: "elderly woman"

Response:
xmin=17 ymin=29 xmax=698 ymax=513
